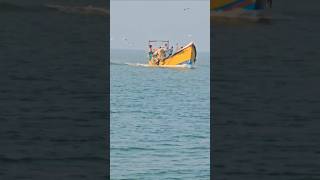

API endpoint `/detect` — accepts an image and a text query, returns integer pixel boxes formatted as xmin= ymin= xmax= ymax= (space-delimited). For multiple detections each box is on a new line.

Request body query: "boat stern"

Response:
xmin=163 ymin=42 xmax=197 ymax=66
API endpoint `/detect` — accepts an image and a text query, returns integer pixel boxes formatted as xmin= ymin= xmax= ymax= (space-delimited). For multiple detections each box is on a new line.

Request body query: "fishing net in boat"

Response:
xmin=151 ymin=48 xmax=166 ymax=65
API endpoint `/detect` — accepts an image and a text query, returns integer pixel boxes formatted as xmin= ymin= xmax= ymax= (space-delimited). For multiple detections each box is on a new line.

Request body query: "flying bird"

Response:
xmin=121 ymin=36 xmax=135 ymax=47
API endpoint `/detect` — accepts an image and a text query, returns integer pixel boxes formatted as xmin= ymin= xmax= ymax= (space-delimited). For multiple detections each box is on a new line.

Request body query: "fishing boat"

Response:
xmin=211 ymin=0 xmax=272 ymax=21
xmin=147 ymin=40 xmax=197 ymax=68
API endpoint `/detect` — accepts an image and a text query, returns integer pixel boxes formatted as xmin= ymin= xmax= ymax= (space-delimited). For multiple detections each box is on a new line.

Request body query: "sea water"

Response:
xmin=111 ymin=49 xmax=210 ymax=179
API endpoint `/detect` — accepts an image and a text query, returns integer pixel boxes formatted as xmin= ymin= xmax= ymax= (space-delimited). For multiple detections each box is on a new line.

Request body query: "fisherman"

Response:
xmin=148 ymin=44 xmax=153 ymax=61
xmin=162 ymin=43 xmax=169 ymax=57
xmin=164 ymin=43 xmax=169 ymax=51
xmin=168 ymin=46 xmax=173 ymax=56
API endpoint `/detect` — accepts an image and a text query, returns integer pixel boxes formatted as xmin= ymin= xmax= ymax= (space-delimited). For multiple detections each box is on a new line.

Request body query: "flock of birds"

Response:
xmin=111 ymin=7 xmax=192 ymax=48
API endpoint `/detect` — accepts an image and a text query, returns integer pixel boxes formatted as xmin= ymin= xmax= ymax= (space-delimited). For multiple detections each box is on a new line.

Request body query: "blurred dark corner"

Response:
xmin=0 ymin=0 xmax=109 ymax=179
xmin=212 ymin=1 xmax=320 ymax=180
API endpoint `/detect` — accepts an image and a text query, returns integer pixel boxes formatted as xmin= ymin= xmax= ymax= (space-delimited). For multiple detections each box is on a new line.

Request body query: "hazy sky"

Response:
xmin=111 ymin=0 xmax=210 ymax=52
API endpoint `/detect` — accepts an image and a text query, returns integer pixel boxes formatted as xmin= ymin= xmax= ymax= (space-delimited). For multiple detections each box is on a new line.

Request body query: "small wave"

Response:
xmin=110 ymin=61 xmax=194 ymax=69
xmin=125 ymin=63 xmax=150 ymax=67
xmin=110 ymin=62 xmax=127 ymax=66
xmin=125 ymin=63 xmax=194 ymax=69
xmin=110 ymin=62 xmax=149 ymax=67
xmin=111 ymin=147 xmax=157 ymax=152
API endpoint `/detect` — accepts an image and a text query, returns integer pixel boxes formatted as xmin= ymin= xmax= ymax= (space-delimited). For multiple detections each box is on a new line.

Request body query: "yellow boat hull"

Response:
xmin=149 ymin=42 xmax=197 ymax=66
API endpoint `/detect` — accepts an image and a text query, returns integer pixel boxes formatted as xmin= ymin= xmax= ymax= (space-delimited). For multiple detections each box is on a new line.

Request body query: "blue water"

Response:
xmin=110 ymin=49 xmax=210 ymax=179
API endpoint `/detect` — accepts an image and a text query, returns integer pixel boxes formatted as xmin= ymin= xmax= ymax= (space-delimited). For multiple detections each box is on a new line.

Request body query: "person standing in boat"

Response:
xmin=148 ymin=44 xmax=153 ymax=61
xmin=168 ymin=46 xmax=173 ymax=56
xmin=164 ymin=43 xmax=169 ymax=51
xmin=164 ymin=43 xmax=169 ymax=57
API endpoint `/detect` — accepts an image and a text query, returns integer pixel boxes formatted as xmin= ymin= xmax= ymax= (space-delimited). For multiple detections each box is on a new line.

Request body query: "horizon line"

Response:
xmin=110 ymin=48 xmax=210 ymax=53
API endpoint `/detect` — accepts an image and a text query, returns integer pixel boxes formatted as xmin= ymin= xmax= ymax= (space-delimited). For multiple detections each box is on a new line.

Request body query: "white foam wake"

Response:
xmin=125 ymin=63 xmax=193 ymax=69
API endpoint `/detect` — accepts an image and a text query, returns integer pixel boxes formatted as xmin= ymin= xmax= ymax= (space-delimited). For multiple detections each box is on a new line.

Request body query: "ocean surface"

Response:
xmin=0 ymin=1 xmax=108 ymax=179
xmin=111 ymin=49 xmax=210 ymax=179
xmin=213 ymin=0 xmax=320 ymax=179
